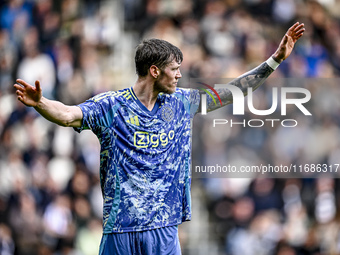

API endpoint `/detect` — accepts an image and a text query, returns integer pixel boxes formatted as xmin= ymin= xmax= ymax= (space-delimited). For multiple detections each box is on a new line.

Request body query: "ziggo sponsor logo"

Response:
xmin=134 ymin=130 xmax=175 ymax=148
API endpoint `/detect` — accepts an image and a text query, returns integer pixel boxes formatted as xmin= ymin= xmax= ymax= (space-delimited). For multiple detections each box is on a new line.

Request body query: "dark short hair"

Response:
xmin=135 ymin=38 xmax=183 ymax=77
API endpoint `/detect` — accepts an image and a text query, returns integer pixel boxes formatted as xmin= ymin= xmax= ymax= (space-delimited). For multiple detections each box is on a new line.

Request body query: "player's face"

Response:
xmin=155 ymin=60 xmax=182 ymax=94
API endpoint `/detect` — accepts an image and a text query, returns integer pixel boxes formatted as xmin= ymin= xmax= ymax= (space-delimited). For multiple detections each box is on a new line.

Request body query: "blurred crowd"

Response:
xmin=1 ymin=0 xmax=340 ymax=254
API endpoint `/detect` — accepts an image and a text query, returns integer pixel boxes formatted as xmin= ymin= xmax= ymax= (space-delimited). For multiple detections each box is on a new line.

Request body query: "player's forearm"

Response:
xmin=206 ymin=57 xmax=278 ymax=112
xmin=34 ymin=97 xmax=82 ymax=127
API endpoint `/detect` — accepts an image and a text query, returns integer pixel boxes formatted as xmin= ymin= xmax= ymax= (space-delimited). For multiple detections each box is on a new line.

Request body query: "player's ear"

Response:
xmin=149 ymin=65 xmax=159 ymax=79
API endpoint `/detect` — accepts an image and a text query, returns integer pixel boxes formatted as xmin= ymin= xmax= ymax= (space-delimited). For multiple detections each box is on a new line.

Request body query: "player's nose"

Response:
xmin=176 ymin=69 xmax=182 ymax=79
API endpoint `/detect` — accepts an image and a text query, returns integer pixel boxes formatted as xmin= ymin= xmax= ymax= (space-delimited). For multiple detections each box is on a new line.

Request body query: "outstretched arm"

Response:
xmin=14 ymin=79 xmax=83 ymax=127
xmin=205 ymin=22 xmax=305 ymax=112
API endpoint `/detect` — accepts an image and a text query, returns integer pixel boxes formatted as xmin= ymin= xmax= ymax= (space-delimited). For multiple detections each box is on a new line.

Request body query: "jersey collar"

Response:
xmin=129 ymin=87 xmax=161 ymax=115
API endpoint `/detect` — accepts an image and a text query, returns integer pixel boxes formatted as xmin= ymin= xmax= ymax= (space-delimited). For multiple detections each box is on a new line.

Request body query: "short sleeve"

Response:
xmin=174 ymin=88 xmax=200 ymax=118
xmin=73 ymin=93 xmax=118 ymax=134
xmin=189 ymin=89 xmax=200 ymax=116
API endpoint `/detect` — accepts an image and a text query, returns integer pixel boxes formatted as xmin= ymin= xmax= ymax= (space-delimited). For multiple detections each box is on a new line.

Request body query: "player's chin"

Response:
xmin=164 ymin=85 xmax=177 ymax=94
xmin=169 ymin=87 xmax=177 ymax=94
xmin=170 ymin=86 xmax=177 ymax=93
xmin=172 ymin=82 xmax=178 ymax=92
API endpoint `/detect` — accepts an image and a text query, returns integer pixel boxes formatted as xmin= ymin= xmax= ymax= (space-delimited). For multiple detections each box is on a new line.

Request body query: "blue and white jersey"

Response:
xmin=74 ymin=87 xmax=200 ymax=233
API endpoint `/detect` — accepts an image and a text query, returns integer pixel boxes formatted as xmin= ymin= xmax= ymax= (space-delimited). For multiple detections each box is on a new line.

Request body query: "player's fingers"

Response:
xmin=17 ymin=94 xmax=23 ymax=101
xmin=16 ymin=79 xmax=31 ymax=88
xmin=296 ymin=26 xmax=305 ymax=32
xmin=17 ymin=94 xmax=25 ymax=103
xmin=14 ymin=84 xmax=25 ymax=92
xmin=288 ymin=22 xmax=300 ymax=32
xmin=16 ymin=90 xmax=24 ymax=98
xmin=296 ymin=33 xmax=304 ymax=40
xmin=295 ymin=29 xmax=305 ymax=36
xmin=294 ymin=24 xmax=305 ymax=33
xmin=293 ymin=28 xmax=305 ymax=39
xmin=35 ymin=80 xmax=41 ymax=91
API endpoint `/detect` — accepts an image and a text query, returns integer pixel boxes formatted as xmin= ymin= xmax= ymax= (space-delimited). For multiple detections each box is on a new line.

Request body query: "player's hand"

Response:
xmin=14 ymin=79 xmax=42 ymax=107
xmin=272 ymin=22 xmax=305 ymax=63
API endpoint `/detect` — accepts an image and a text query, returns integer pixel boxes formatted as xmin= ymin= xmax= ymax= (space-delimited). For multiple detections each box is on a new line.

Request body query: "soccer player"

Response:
xmin=14 ymin=22 xmax=304 ymax=254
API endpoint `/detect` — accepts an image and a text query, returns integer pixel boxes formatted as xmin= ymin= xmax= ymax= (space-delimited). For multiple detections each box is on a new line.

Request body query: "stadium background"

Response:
xmin=1 ymin=0 xmax=340 ymax=254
